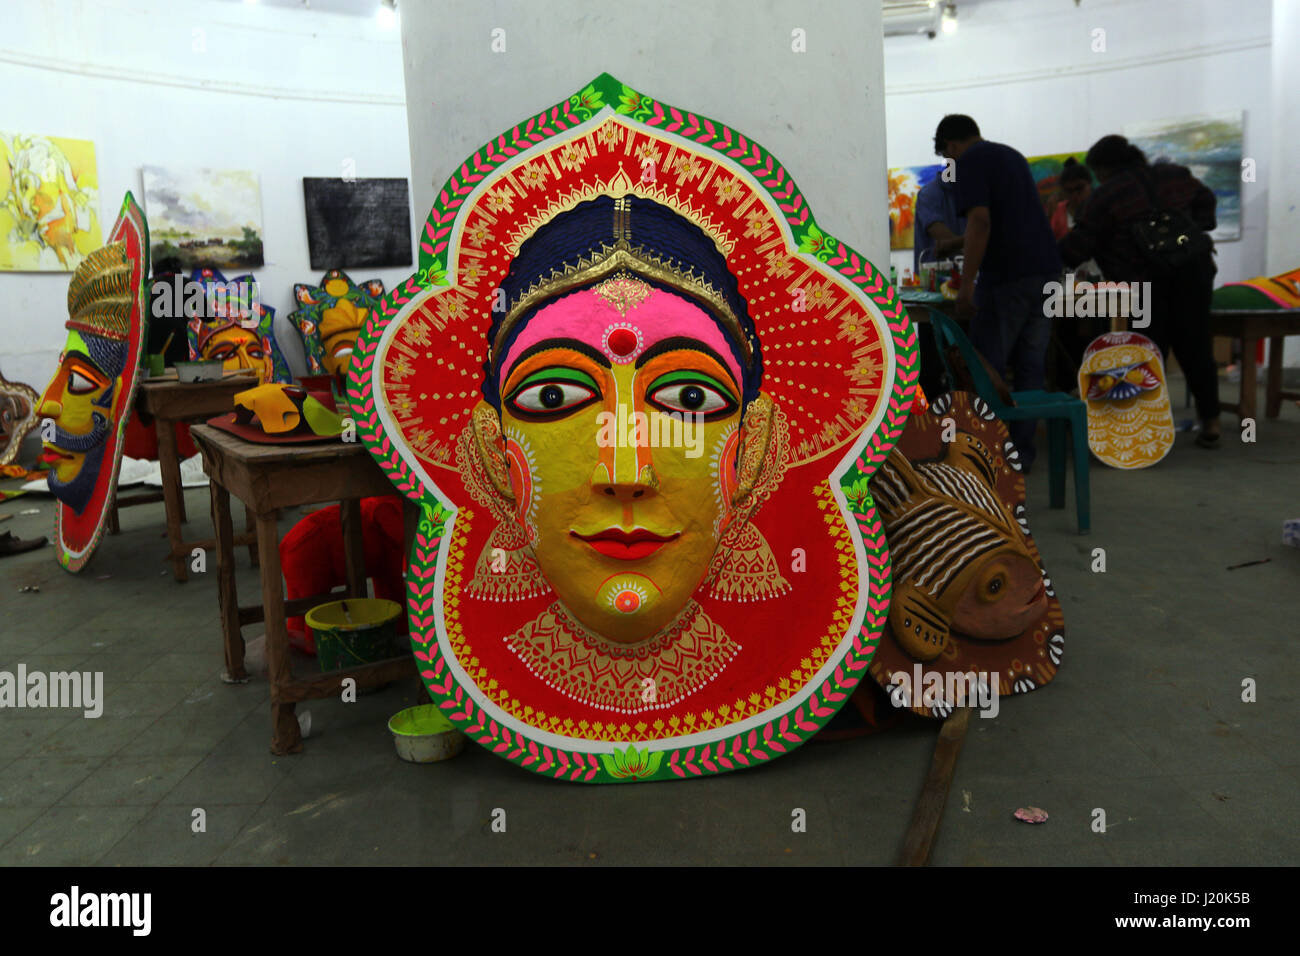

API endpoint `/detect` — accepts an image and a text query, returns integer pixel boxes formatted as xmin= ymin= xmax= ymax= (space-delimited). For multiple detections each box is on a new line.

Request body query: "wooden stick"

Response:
xmin=898 ymin=706 xmax=973 ymax=867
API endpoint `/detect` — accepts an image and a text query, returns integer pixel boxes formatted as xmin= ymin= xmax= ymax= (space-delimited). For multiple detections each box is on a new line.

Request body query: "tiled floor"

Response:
xmin=1 ymin=378 xmax=1297 ymax=865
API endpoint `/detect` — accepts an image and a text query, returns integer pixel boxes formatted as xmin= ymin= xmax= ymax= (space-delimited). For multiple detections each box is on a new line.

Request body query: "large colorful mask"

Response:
xmin=289 ymin=269 xmax=385 ymax=378
xmin=1079 ymin=331 xmax=1173 ymax=469
xmin=868 ymin=392 xmax=1065 ymax=717
xmin=185 ymin=267 xmax=290 ymax=384
xmin=0 ymin=372 xmax=39 ymax=466
xmin=36 ymin=193 xmax=149 ymax=571
xmin=349 ymin=74 xmax=916 ymax=782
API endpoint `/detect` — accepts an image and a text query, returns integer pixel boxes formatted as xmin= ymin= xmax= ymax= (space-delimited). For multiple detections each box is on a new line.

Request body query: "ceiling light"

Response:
xmin=377 ymin=0 xmax=397 ymax=29
xmin=940 ymin=3 xmax=958 ymax=34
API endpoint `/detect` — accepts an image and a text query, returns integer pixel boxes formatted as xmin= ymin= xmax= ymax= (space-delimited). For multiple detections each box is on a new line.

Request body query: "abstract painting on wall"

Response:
xmin=1026 ymin=151 xmax=1089 ymax=218
xmin=302 ymin=177 xmax=412 ymax=270
xmin=0 ymin=132 xmax=103 ymax=272
xmin=887 ymin=164 xmax=944 ymax=250
xmin=1124 ymin=111 xmax=1243 ymax=242
xmin=141 ymin=166 xmax=266 ymax=270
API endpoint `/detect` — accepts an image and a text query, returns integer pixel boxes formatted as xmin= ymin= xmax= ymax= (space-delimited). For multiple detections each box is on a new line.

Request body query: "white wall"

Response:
xmin=399 ymin=0 xmax=890 ymax=271
xmin=883 ymin=0 xmax=1273 ymax=286
xmin=0 ymin=0 xmax=413 ymax=392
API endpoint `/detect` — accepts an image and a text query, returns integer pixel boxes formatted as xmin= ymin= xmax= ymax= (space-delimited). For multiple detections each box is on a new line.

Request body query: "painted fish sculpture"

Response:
xmin=869 ymin=391 xmax=1065 ymax=718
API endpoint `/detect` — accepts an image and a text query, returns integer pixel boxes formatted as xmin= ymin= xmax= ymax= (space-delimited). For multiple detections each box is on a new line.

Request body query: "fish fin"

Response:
xmin=945 ymin=430 xmax=999 ymax=487
xmin=889 ymin=584 xmax=949 ymax=662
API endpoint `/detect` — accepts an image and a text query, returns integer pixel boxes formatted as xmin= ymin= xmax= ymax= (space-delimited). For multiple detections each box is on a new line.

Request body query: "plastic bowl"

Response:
xmin=387 ymin=704 xmax=466 ymax=763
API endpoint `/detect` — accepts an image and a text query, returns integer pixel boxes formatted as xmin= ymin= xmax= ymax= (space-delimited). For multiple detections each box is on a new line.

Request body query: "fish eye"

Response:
xmin=980 ymin=569 xmax=1009 ymax=603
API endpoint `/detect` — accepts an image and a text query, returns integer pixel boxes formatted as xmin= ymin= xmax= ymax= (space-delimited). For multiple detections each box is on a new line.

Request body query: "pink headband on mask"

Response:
xmin=500 ymin=285 xmax=743 ymax=389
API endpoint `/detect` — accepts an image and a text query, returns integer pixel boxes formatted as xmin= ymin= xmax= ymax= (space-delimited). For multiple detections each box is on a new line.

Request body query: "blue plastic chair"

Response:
xmin=927 ymin=308 xmax=1091 ymax=534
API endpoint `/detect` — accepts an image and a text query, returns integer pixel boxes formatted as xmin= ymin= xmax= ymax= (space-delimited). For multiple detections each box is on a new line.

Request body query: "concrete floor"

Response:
xmin=1 ymin=378 xmax=1297 ymax=866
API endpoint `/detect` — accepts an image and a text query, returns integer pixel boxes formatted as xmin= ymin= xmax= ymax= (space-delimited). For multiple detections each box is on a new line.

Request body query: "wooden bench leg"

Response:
xmin=1239 ymin=336 xmax=1258 ymax=421
xmin=211 ymin=479 xmax=246 ymax=682
xmin=341 ymin=497 xmax=367 ymax=599
xmin=1266 ymin=334 xmax=1284 ymax=419
xmin=108 ymin=498 xmax=120 ymax=535
xmin=245 ymin=505 xmax=260 ymax=567
xmin=256 ymin=511 xmax=301 ymax=755
xmin=157 ymin=418 xmax=189 ymax=582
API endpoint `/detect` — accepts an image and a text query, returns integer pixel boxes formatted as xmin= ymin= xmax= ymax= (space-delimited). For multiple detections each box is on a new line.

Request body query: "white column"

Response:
xmin=398 ymin=0 xmax=889 ymax=266
xmin=1268 ymin=0 xmax=1300 ymax=368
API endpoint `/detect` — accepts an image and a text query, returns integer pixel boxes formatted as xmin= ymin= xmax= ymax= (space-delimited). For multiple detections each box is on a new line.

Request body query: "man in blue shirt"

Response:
xmin=912 ymin=176 xmax=965 ymax=275
xmin=935 ymin=114 xmax=1062 ymax=469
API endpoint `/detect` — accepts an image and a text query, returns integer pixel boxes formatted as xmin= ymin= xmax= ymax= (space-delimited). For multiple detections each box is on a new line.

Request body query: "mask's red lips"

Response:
xmin=571 ymin=528 xmax=680 ymax=560
xmin=39 ymin=447 xmax=72 ymax=464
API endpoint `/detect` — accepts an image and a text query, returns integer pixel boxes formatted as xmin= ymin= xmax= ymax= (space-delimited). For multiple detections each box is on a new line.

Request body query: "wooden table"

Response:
xmin=119 ymin=375 xmax=260 ymax=581
xmin=1209 ymin=308 xmax=1300 ymax=421
xmin=190 ymin=423 xmax=417 ymax=755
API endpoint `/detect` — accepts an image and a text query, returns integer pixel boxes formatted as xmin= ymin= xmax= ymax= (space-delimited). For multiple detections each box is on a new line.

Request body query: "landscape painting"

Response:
xmin=1124 ymin=111 xmax=1243 ymax=241
xmin=0 ymin=132 xmax=103 ymax=272
xmin=142 ymin=166 xmax=266 ymax=269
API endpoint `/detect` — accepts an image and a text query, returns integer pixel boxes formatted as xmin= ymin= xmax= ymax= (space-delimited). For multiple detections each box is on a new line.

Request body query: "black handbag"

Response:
xmin=1131 ymin=174 xmax=1212 ymax=275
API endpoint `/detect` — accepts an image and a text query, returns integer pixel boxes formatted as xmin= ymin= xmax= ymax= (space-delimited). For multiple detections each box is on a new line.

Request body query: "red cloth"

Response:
xmin=280 ymin=495 xmax=407 ymax=653
xmin=122 ymin=415 xmax=198 ymax=460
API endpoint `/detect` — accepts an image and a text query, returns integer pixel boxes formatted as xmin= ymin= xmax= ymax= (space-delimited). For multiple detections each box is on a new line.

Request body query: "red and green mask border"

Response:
xmin=346 ymin=73 xmax=919 ymax=782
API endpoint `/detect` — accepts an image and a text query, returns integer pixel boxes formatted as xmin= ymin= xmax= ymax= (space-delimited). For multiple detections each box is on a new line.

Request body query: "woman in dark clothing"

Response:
xmin=1058 ymin=134 xmax=1222 ymax=447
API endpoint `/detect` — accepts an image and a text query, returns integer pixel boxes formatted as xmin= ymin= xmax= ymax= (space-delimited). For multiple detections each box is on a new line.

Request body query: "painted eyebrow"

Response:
xmin=64 ymin=350 xmax=107 ymax=375
xmin=507 ymin=338 xmax=611 ymax=371
xmin=508 ymin=365 xmax=601 ymax=396
xmin=646 ymin=367 xmax=738 ymax=400
xmin=635 ymin=336 xmax=739 ymax=389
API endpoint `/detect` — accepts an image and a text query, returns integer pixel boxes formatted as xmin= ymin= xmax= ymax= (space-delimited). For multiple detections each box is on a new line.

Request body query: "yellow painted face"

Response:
xmin=493 ymin=333 xmax=745 ymax=643
xmin=318 ymin=298 xmax=368 ymax=377
xmin=37 ymin=329 xmax=118 ymax=484
xmin=202 ymin=326 xmax=265 ymax=375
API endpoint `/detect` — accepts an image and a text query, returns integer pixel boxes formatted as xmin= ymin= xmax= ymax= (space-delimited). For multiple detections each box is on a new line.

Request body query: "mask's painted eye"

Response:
xmin=67 ymin=369 xmax=100 ymax=395
xmin=646 ymin=370 xmax=737 ymax=419
xmin=506 ymin=367 xmax=601 ymax=419
xmin=247 ymin=345 xmax=265 ymax=360
xmin=208 ymin=343 xmax=237 ymax=361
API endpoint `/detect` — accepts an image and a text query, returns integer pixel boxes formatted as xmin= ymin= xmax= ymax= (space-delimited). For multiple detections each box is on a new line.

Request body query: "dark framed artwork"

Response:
xmin=302 ymin=177 xmax=412 ymax=270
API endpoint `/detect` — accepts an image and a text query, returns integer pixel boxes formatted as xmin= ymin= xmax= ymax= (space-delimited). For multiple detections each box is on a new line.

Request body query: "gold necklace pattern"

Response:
xmin=503 ymin=599 xmax=740 ymax=715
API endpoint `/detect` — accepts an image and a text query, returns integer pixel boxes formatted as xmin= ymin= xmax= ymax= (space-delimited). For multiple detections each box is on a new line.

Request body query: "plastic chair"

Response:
xmin=928 ymin=308 xmax=1091 ymax=534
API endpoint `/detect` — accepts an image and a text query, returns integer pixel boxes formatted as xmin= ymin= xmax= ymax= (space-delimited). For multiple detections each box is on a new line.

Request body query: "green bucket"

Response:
xmin=306 ymin=598 xmax=403 ymax=672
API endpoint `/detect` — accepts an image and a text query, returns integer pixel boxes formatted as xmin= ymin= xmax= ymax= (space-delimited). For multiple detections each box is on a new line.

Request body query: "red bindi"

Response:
xmin=606 ymin=327 xmax=638 ymax=357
